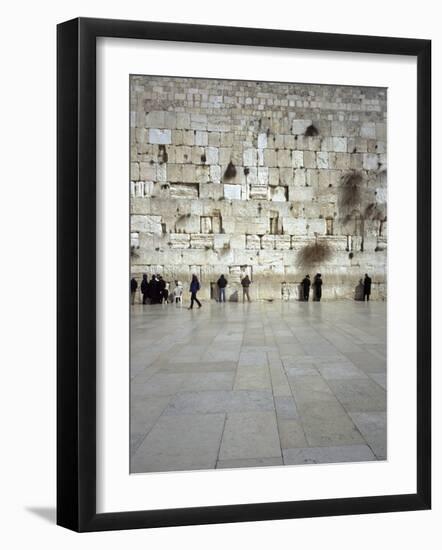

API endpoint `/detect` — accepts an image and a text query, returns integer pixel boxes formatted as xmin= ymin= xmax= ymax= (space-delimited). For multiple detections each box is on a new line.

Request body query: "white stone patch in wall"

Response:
xmin=224 ymin=184 xmax=241 ymax=200
xmin=292 ymin=150 xmax=304 ymax=169
xmin=130 ymin=232 xmax=139 ymax=248
xmin=258 ymin=167 xmax=269 ymax=186
xmin=258 ymin=133 xmax=268 ymax=149
xmin=363 ymin=153 xmax=379 ymax=170
xmin=332 ymin=137 xmax=347 ymax=153
xmin=376 ymin=187 xmax=387 ymax=203
xmin=210 ymin=165 xmax=221 ymax=183
xmin=148 ymin=128 xmax=172 ymax=144
xmin=131 ymin=214 xmax=162 ymax=235
xmin=206 ymin=147 xmax=219 ymax=165
xmin=317 ymin=152 xmax=329 ymax=169
xmin=243 ymin=148 xmax=257 ymax=167
xmin=195 ymin=131 xmax=208 ymax=146
xmin=292 ymin=119 xmax=312 ymax=135
xmin=360 ymin=122 xmax=376 ymax=139
xmin=271 ymin=186 xmax=288 ymax=202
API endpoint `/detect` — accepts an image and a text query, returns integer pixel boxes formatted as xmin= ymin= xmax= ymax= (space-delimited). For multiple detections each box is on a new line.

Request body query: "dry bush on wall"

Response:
xmin=296 ymin=240 xmax=332 ymax=267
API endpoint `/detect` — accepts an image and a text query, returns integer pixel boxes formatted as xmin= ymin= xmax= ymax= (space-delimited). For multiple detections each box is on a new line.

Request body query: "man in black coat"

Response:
xmin=363 ymin=273 xmax=372 ymax=301
xmin=301 ymin=275 xmax=311 ymax=301
xmin=130 ymin=277 xmax=138 ymax=305
xmin=313 ymin=273 xmax=323 ymax=302
xmin=140 ymin=274 xmax=149 ymax=305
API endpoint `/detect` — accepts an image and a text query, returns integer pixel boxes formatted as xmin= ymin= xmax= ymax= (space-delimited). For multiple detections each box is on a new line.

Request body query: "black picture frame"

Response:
xmin=57 ymin=17 xmax=431 ymax=532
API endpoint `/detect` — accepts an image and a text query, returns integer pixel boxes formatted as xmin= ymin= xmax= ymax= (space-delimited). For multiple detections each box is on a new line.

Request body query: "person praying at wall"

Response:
xmin=130 ymin=277 xmax=138 ymax=305
xmin=188 ymin=274 xmax=202 ymax=309
xmin=173 ymin=280 xmax=183 ymax=305
xmin=241 ymin=274 xmax=251 ymax=302
xmin=217 ymin=274 xmax=228 ymax=303
xmin=158 ymin=275 xmax=166 ymax=303
xmin=363 ymin=273 xmax=372 ymax=301
xmin=141 ymin=274 xmax=149 ymax=305
xmin=312 ymin=273 xmax=323 ymax=302
xmin=301 ymin=275 xmax=311 ymax=301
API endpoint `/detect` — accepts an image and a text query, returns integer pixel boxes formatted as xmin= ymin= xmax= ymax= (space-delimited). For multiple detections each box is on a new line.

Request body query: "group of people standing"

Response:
xmin=300 ymin=273 xmax=323 ymax=302
xmin=133 ymin=274 xmax=170 ymax=305
xmin=130 ymin=272 xmax=253 ymax=307
xmin=131 ymin=272 xmax=373 ymax=305
xmin=300 ymin=273 xmax=372 ymax=302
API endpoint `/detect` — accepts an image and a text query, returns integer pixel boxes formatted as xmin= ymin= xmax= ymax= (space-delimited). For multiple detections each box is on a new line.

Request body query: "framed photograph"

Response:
xmin=57 ymin=17 xmax=431 ymax=532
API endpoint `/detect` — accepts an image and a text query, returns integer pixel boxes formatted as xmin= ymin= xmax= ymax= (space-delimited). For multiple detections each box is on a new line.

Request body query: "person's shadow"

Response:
xmin=25 ymin=506 xmax=56 ymax=524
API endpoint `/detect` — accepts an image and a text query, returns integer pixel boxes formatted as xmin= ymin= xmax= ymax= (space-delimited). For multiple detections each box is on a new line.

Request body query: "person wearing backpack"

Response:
xmin=188 ymin=274 xmax=202 ymax=309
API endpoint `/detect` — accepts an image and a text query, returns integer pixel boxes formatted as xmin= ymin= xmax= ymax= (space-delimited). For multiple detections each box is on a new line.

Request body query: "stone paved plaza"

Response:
xmin=130 ymin=300 xmax=386 ymax=473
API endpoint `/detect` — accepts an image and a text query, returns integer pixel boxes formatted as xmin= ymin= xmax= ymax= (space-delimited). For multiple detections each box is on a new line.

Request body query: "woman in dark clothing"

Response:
xmin=312 ymin=273 xmax=323 ymax=302
xmin=188 ymin=274 xmax=202 ymax=309
xmin=140 ymin=274 xmax=149 ymax=304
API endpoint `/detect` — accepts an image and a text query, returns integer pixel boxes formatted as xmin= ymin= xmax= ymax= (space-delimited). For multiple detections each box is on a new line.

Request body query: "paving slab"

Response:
xmin=164 ymin=390 xmax=275 ymax=415
xmin=219 ymin=412 xmax=281 ymax=461
xmin=283 ymin=444 xmax=376 ymax=465
xmin=131 ymin=413 xmax=225 ymax=473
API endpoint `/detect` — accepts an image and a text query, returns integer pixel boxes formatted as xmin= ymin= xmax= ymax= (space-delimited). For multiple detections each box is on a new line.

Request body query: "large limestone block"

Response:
xmin=261 ymin=235 xmax=275 ymax=249
xmin=170 ymin=183 xmax=199 ymax=199
xmin=175 ymin=213 xmax=200 ymax=234
xmin=246 ymin=235 xmax=261 ymax=249
xmin=148 ymin=128 xmax=172 ymax=144
xmin=360 ymin=122 xmax=376 ymax=139
xmin=131 ymin=214 xmax=162 ymax=235
xmin=224 ymin=184 xmax=242 ymax=200
xmin=277 ymin=149 xmax=291 ymax=168
xmin=282 ymin=217 xmax=302 ymax=235
xmin=363 ymin=153 xmax=379 ymax=170
xmin=274 ymin=235 xmax=292 ymax=250
xmin=292 ymin=119 xmax=312 ymax=135
xmin=271 ymin=186 xmax=288 ymax=202
xmin=292 ymin=151 xmax=304 ymax=169
xmin=169 ymin=233 xmax=191 ymax=249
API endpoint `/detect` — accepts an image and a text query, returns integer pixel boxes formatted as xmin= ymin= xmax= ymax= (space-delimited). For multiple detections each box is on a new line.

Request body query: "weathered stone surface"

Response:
xmin=130 ymin=76 xmax=387 ymax=300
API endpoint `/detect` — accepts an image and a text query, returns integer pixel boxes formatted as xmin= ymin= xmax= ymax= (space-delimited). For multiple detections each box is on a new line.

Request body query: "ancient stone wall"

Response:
xmin=130 ymin=76 xmax=387 ymax=301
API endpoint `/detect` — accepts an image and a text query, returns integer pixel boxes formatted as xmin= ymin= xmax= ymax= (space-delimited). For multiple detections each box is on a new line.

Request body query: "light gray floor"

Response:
xmin=130 ymin=300 xmax=386 ymax=473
